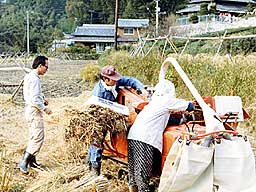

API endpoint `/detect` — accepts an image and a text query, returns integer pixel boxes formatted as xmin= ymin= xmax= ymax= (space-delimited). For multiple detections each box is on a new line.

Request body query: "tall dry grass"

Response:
xmin=0 ymin=145 xmax=14 ymax=191
xmin=95 ymin=51 xmax=256 ymax=129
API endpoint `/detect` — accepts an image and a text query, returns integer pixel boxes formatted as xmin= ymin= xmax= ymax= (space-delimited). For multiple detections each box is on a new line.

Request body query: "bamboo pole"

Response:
xmin=179 ymin=39 xmax=190 ymax=59
xmin=162 ymin=36 xmax=168 ymax=57
xmin=145 ymin=39 xmax=159 ymax=56
xmin=10 ymin=79 xmax=24 ymax=101
xmin=214 ymin=30 xmax=227 ymax=62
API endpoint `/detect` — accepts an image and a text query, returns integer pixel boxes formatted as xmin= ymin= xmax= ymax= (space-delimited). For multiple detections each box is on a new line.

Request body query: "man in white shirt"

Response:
xmin=18 ymin=55 xmax=52 ymax=174
xmin=127 ymin=79 xmax=194 ymax=192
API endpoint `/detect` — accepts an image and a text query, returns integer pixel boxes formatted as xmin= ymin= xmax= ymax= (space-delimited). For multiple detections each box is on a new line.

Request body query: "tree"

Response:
xmin=199 ymin=3 xmax=209 ymax=15
xmin=65 ymin=0 xmax=90 ymax=25
xmin=209 ymin=3 xmax=217 ymax=15
xmin=123 ymin=0 xmax=136 ymax=18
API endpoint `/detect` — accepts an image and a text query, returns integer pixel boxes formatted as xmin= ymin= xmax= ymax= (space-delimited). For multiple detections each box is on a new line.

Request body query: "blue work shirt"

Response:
xmin=92 ymin=76 xmax=144 ymax=102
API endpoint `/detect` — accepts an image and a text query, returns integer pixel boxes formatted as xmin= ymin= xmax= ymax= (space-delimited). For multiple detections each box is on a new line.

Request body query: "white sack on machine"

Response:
xmin=158 ymin=138 xmax=214 ymax=192
xmin=214 ymin=136 xmax=256 ymax=192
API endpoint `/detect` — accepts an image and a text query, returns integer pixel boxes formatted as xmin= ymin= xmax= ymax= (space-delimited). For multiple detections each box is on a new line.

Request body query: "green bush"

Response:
xmin=189 ymin=15 xmax=199 ymax=24
xmin=199 ymin=3 xmax=209 ymax=15
xmin=80 ymin=63 xmax=101 ymax=83
xmin=98 ymin=50 xmax=163 ymax=85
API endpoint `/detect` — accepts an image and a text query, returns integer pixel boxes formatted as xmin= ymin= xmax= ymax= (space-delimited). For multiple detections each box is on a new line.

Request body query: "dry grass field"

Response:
xmin=0 ymin=59 xmax=128 ymax=191
xmin=1 ymin=55 xmax=256 ymax=191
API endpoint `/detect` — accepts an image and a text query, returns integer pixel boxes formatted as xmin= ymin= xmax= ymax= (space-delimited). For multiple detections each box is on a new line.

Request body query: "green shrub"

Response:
xmin=199 ymin=3 xmax=209 ymax=15
xmin=98 ymin=50 xmax=163 ymax=85
xmin=189 ymin=14 xmax=199 ymax=24
xmin=80 ymin=63 xmax=101 ymax=83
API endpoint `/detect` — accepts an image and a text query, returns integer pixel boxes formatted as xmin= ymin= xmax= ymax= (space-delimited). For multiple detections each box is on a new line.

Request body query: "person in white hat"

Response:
xmin=127 ymin=79 xmax=194 ymax=192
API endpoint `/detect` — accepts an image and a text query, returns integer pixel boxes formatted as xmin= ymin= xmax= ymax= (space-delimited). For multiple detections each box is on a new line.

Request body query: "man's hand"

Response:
xmin=137 ymin=89 xmax=149 ymax=99
xmin=186 ymin=102 xmax=195 ymax=112
xmin=137 ymin=89 xmax=148 ymax=95
xmin=44 ymin=108 xmax=52 ymax=115
xmin=44 ymin=99 xmax=49 ymax=106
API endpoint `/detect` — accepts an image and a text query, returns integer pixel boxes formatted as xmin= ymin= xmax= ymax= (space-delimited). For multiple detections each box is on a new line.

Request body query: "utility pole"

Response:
xmin=89 ymin=10 xmax=95 ymax=24
xmin=155 ymin=0 xmax=160 ymax=37
xmin=114 ymin=0 xmax=118 ymax=50
xmin=26 ymin=11 xmax=30 ymax=55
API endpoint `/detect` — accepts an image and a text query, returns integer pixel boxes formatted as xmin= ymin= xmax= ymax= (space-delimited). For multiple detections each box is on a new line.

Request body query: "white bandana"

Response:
xmin=101 ymin=80 xmax=118 ymax=98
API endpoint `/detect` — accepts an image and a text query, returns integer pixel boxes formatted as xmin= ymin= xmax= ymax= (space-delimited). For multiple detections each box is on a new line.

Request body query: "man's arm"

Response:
xmin=118 ymin=76 xmax=144 ymax=93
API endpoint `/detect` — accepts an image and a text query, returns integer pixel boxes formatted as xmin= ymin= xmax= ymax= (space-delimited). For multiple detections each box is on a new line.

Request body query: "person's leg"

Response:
xmin=26 ymin=108 xmax=44 ymax=155
xmin=19 ymin=107 xmax=44 ymax=173
xmin=89 ymin=143 xmax=103 ymax=176
xmin=18 ymin=151 xmax=34 ymax=174
xmin=29 ymin=154 xmax=41 ymax=168
xmin=84 ymin=145 xmax=92 ymax=169
xmin=128 ymin=139 xmax=138 ymax=192
xmin=132 ymin=140 xmax=154 ymax=192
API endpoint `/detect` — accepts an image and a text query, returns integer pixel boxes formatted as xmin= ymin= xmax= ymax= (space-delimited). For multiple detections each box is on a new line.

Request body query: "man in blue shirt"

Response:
xmin=87 ymin=65 xmax=145 ymax=176
xmin=92 ymin=65 xmax=144 ymax=101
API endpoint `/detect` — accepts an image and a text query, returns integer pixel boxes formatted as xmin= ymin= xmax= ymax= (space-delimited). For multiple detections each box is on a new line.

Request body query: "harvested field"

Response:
xmin=1 ymin=57 xmax=256 ymax=191
xmin=0 ymin=59 xmax=129 ymax=191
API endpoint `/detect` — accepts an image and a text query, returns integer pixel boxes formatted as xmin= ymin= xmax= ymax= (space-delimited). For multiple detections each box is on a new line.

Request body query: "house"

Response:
xmin=177 ymin=0 xmax=256 ymax=16
xmin=70 ymin=19 xmax=149 ymax=53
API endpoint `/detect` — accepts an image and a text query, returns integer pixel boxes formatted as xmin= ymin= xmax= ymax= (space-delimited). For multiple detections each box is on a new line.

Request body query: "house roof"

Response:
xmin=118 ymin=19 xmax=149 ymax=28
xmin=189 ymin=0 xmax=212 ymax=3
xmin=218 ymin=4 xmax=248 ymax=13
xmin=72 ymin=24 xmax=115 ymax=37
xmin=70 ymin=36 xmax=138 ymax=43
xmin=177 ymin=3 xmax=248 ymax=13
xmin=72 ymin=19 xmax=149 ymax=37
xmin=176 ymin=5 xmax=200 ymax=13
xmin=189 ymin=0 xmax=256 ymax=3
xmin=71 ymin=36 xmax=114 ymax=43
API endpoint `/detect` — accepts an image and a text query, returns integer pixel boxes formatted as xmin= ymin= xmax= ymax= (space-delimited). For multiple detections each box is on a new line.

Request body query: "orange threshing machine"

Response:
xmin=102 ymin=57 xmax=250 ymax=174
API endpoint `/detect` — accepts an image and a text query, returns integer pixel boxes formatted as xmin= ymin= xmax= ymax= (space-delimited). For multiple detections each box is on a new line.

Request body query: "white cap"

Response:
xmin=152 ymin=79 xmax=175 ymax=98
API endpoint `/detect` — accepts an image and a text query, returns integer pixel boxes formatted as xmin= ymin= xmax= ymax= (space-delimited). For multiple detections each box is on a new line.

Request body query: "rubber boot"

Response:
xmin=129 ymin=186 xmax=138 ymax=192
xmin=18 ymin=152 xmax=33 ymax=174
xmin=91 ymin=163 xmax=101 ymax=176
xmin=29 ymin=155 xmax=41 ymax=168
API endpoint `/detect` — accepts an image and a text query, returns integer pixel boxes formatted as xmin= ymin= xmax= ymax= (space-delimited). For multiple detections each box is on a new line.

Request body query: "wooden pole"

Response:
xmin=114 ymin=0 xmax=118 ymax=50
xmin=145 ymin=39 xmax=159 ymax=56
xmin=162 ymin=36 xmax=168 ymax=57
xmin=214 ymin=30 xmax=227 ymax=61
xmin=10 ymin=79 xmax=24 ymax=101
xmin=179 ymin=39 xmax=190 ymax=58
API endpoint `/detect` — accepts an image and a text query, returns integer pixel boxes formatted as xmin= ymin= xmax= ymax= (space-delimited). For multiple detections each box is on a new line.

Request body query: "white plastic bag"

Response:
xmin=159 ymin=138 xmax=214 ymax=192
xmin=214 ymin=136 xmax=256 ymax=192
xmin=158 ymin=138 xmax=184 ymax=192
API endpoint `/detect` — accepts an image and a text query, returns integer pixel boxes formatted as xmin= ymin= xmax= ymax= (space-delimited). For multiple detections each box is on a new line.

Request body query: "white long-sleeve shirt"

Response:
xmin=23 ymin=70 xmax=46 ymax=111
xmin=127 ymin=94 xmax=190 ymax=153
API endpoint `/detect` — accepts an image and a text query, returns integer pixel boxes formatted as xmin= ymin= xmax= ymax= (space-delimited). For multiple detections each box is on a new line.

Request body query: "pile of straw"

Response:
xmin=65 ymin=104 xmax=128 ymax=146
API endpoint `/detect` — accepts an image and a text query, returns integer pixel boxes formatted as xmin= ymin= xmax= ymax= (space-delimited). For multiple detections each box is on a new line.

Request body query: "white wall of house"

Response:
xmin=96 ymin=42 xmax=113 ymax=53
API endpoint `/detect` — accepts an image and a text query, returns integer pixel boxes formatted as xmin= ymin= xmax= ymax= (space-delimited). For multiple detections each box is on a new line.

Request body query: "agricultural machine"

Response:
xmin=100 ymin=57 xmax=254 ymax=191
